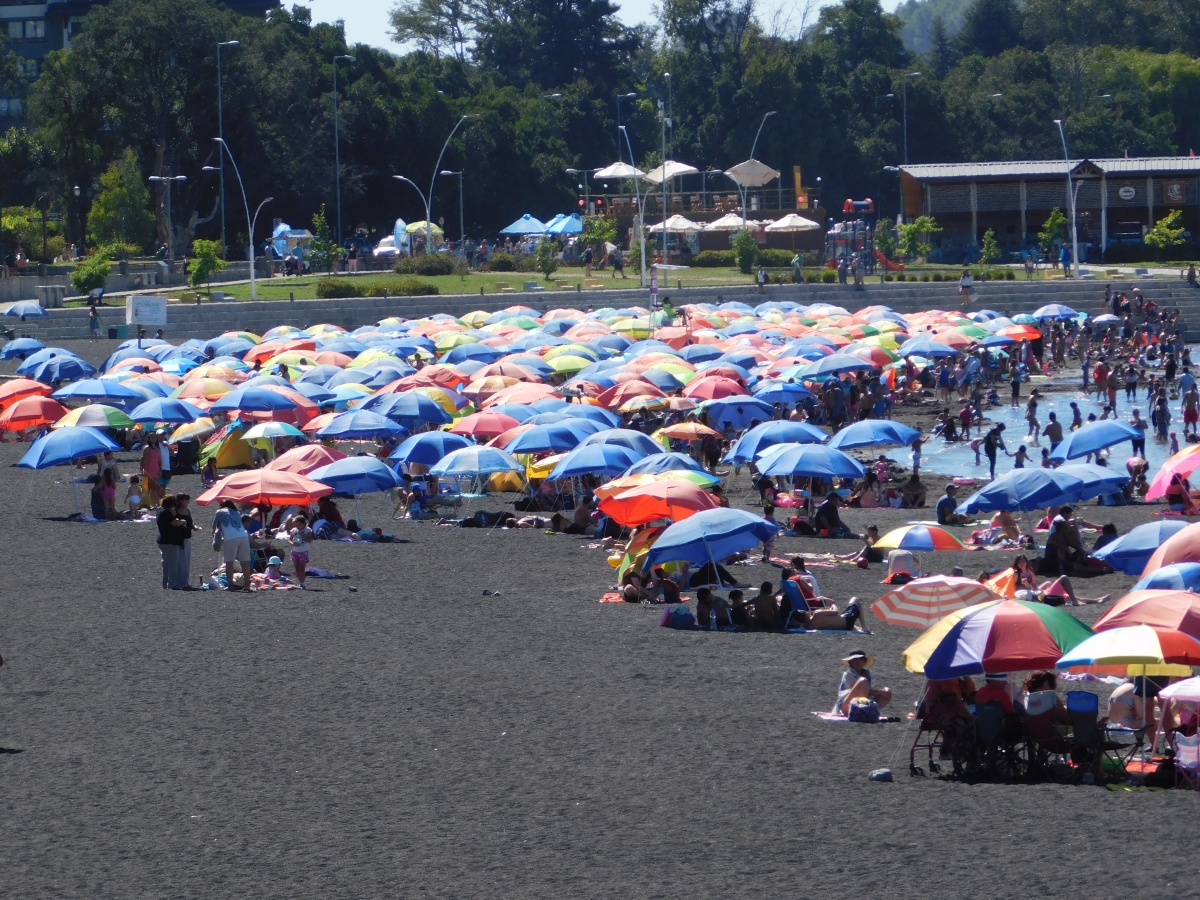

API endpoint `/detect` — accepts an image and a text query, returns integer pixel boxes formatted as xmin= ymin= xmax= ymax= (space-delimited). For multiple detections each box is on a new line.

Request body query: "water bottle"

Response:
xmin=710 ymin=608 xmax=718 ymax=631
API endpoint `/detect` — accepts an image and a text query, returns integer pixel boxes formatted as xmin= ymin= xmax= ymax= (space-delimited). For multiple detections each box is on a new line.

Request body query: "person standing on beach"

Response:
xmin=156 ymin=495 xmax=187 ymax=590
xmin=176 ymin=493 xmax=197 ymax=590
xmin=212 ymin=500 xmax=253 ymax=592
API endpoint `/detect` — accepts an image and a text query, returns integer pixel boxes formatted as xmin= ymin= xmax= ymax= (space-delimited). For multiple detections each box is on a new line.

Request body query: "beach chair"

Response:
xmin=1021 ymin=708 xmax=1067 ymax=780
xmin=1066 ymin=690 xmax=1117 ymax=782
xmin=910 ymin=689 xmax=970 ymax=776
xmin=973 ymin=701 xmax=1023 ymax=781
xmin=1174 ymin=733 xmax=1200 ymax=790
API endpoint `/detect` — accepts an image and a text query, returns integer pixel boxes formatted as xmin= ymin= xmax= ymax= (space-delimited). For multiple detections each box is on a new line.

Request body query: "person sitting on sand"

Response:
xmin=621 ymin=569 xmax=654 ymax=603
xmin=1106 ymin=679 xmax=1147 ymax=729
xmin=990 ymin=509 xmax=1021 ymax=541
xmin=936 ymin=484 xmax=969 ymax=526
xmin=1010 ymin=554 xmax=1109 ymax=606
xmin=837 ymin=525 xmax=884 ymax=566
xmin=1020 ymin=670 xmax=1069 ymax=723
xmin=834 ymin=650 xmax=892 ymax=716
xmin=694 ymin=587 xmax=731 ymax=629
xmin=900 ymin=474 xmax=927 ymax=508
xmin=727 ymin=589 xmax=750 ymax=627
xmin=652 ymin=566 xmax=682 ymax=604
xmin=263 ymin=555 xmax=285 ymax=587
xmin=811 ymin=493 xmax=849 ymax=537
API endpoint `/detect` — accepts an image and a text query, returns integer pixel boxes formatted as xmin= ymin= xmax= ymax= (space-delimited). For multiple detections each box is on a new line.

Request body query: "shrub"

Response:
xmin=394 ymin=254 xmax=458 ymax=276
xmin=536 ymin=238 xmax=559 ymax=280
xmin=732 ymin=230 xmax=759 ymax=274
xmin=920 ymin=274 xmax=931 ymax=282
xmin=189 ymin=238 xmax=227 ymax=288
xmin=1005 ymin=270 xmax=1015 ymax=280
xmin=316 ymin=277 xmax=439 ymax=299
xmin=488 ymin=253 xmax=515 ymax=272
xmin=516 ymin=254 xmax=539 ymax=273
xmin=821 ymin=271 xmax=837 ymax=283
xmin=931 ymin=272 xmax=943 ymax=282
xmin=805 ymin=275 xmax=819 ymax=283
xmin=694 ymin=250 xmax=735 ymax=267
xmin=884 ymin=274 xmax=894 ymax=282
xmin=70 ymin=253 xmax=111 ymax=295
xmin=758 ymin=248 xmax=796 ymax=267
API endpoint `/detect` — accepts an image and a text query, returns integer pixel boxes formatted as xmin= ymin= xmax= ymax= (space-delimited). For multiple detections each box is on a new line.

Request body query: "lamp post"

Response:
xmin=615 ymin=91 xmax=636 ymax=162
xmin=216 ymin=40 xmax=239 ymax=257
xmin=439 ymin=169 xmax=465 ymax=249
xmin=333 ymin=53 xmax=356 ymax=246
xmin=394 ymin=114 xmax=474 ymax=257
xmin=566 ymin=168 xmax=591 ymax=215
xmin=208 ymin=138 xmax=272 ymax=301
xmin=658 ymin=75 xmax=670 ymax=237
xmin=739 ymin=110 xmax=777 ymax=228
xmin=72 ymin=184 xmax=80 ymax=254
xmin=619 ymin=125 xmax=647 ymax=288
xmin=148 ymin=174 xmax=187 ymax=271
xmin=1053 ymin=118 xmax=1080 ymax=277
xmin=701 ymin=167 xmax=721 ymax=211
xmin=883 ymin=165 xmax=901 ymax=224
xmin=665 ymin=73 xmax=673 ymax=162
xmin=902 ymin=72 xmax=922 ymax=165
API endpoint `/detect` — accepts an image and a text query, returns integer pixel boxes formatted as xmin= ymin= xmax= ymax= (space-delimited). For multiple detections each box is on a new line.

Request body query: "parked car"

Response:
xmin=374 ymin=235 xmax=398 ymax=257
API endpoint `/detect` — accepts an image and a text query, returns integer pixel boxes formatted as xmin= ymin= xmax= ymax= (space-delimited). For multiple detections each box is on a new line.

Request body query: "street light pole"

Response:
xmin=392 ymin=176 xmax=431 ymax=254
xmin=619 ymin=125 xmax=647 ymax=288
xmin=209 ymin=138 xmax=271 ymax=302
xmin=333 ymin=54 xmax=357 ymax=247
xmin=741 ymin=110 xmax=777 ymax=228
xmin=148 ymin=174 xmax=187 ymax=273
xmin=402 ymin=114 xmax=475 ymax=256
xmin=1053 ymin=118 xmax=1080 ymax=277
xmin=216 ymin=40 xmax=239 ymax=258
xmin=566 ymin=168 xmax=591 ymax=215
xmin=615 ymin=91 xmax=636 ymax=162
xmin=439 ymin=169 xmax=465 ymax=249
xmin=902 ymin=72 xmax=922 ymax=165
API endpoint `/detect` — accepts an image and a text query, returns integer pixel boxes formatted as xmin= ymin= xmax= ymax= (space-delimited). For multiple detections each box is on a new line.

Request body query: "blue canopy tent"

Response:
xmin=499 ymin=214 xmax=548 ymax=235
xmin=545 ymin=213 xmax=584 ymax=235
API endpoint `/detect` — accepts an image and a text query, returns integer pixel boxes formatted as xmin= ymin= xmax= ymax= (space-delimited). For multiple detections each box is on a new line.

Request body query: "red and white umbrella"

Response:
xmin=873 ymin=576 xmax=1000 ymax=629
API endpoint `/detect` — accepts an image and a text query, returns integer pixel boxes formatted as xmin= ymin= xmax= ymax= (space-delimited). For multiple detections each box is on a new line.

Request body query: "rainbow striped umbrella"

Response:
xmin=874 ymin=576 xmax=999 ymax=629
xmin=903 ymin=599 xmax=1094 ymax=678
xmin=1057 ymin=625 xmax=1200 ymax=678
xmin=875 ymin=524 xmax=964 ymax=551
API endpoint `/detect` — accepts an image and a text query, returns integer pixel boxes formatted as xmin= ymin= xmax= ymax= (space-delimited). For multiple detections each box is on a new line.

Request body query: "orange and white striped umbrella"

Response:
xmin=873 ymin=576 xmax=1000 ymax=629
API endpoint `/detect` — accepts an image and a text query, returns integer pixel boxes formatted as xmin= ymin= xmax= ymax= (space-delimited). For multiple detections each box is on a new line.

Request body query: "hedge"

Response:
xmin=316 ymin=277 xmax=439 ymax=299
xmin=394 ymin=254 xmax=462 ymax=276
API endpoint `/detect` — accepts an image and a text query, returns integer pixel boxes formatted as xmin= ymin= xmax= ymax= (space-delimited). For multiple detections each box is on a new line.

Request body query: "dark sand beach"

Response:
xmin=1 ymin=341 xmax=1194 ymax=898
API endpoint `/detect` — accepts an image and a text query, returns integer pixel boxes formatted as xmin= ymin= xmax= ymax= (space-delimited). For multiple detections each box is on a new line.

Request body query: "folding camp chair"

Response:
xmin=1174 ymin=733 xmax=1200 ymax=790
xmin=1066 ymin=690 xmax=1119 ymax=783
xmin=974 ymin=701 xmax=1024 ymax=781
xmin=1021 ymin=709 xmax=1067 ymax=780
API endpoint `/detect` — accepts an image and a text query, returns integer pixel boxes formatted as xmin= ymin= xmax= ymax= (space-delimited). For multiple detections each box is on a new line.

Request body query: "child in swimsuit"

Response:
xmin=125 ymin=475 xmax=142 ymax=518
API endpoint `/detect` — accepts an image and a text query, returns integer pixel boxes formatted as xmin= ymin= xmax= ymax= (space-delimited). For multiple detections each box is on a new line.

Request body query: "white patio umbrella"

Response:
xmin=724 ymin=158 xmax=782 ymax=187
xmin=765 ymin=213 xmax=821 ymax=232
xmin=643 ymin=160 xmax=700 ymax=184
xmin=649 ymin=215 xmax=704 ymax=233
xmin=593 ymin=161 xmax=646 ymax=180
xmin=703 ymin=212 xmax=750 ymax=231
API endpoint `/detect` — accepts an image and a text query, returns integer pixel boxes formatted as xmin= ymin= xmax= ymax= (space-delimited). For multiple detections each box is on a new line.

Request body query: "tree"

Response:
xmin=581 ymin=215 xmax=617 ymax=254
xmin=897 ymin=216 xmax=942 ymax=260
xmin=732 ymin=229 xmax=758 ymax=274
xmin=875 ymin=224 xmax=899 ymax=262
xmin=309 ymin=205 xmax=338 ymax=274
xmin=955 ymin=0 xmax=1021 ymax=58
xmin=389 ymin=0 xmax=474 ymax=60
xmin=1038 ymin=207 xmax=1067 ymax=256
xmin=86 ymin=148 xmax=155 ymax=250
xmin=929 ymin=15 xmax=957 ymax=78
xmin=980 ymin=228 xmax=1002 ymax=263
xmin=1144 ymin=209 xmax=1186 ymax=259
xmin=188 ymin=239 xmax=228 ymax=288
xmin=535 ymin=236 xmax=559 ymax=279
xmin=70 ymin=253 xmax=111 ymax=296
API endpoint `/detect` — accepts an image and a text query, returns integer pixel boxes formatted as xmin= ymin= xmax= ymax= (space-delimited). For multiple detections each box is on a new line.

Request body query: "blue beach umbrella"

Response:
xmin=827 ymin=419 xmax=921 ymax=450
xmin=898 ymin=337 xmax=957 ymax=358
xmin=19 ymin=425 xmax=122 ymax=513
xmin=360 ymin=392 xmax=453 ymax=429
xmin=210 ymin=386 xmax=299 ymax=414
xmin=505 ymin=419 xmax=601 ymax=454
xmin=799 ymin=353 xmax=875 ymax=377
xmin=499 ymin=214 xmax=548 ymax=235
xmin=28 ymin=357 xmax=96 ymax=385
xmin=0 ymin=338 xmax=44 ymax=360
xmin=1048 ymin=420 xmax=1140 ymax=462
xmin=1033 ymin=303 xmax=1078 ymax=320
xmin=547 ymin=443 xmax=643 ymax=480
xmin=1133 ymin=562 xmax=1200 ymax=592
xmin=317 ymin=410 xmax=407 ymax=440
xmin=17 ymin=347 xmax=80 ymax=374
xmin=955 ymin=468 xmax=1087 ymax=514
xmin=128 ymin=398 xmax=205 ymax=425
xmin=724 ymin=421 xmax=828 ymax=464
xmin=577 ymin=427 xmax=664 ymax=458
xmin=624 ymin=451 xmax=708 ymax=476
xmin=755 ymin=442 xmax=866 ymax=478
xmin=698 ymin=397 xmax=775 ymax=430
xmin=4 ymin=301 xmax=47 ymax=318
xmin=52 ymin=378 xmax=145 ymax=403
xmin=430 ymin=445 xmax=525 ymax=477
xmin=1095 ymin=521 xmax=1192 ymax=576
xmin=646 ymin=507 xmax=778 ymax=570
xmin=390 ymin=432 xmax=473 ymax=467
xmin=310 ymin=457 xmax=404 ymax=495
xmin=752 ymin=381 xmax=812 ymax=403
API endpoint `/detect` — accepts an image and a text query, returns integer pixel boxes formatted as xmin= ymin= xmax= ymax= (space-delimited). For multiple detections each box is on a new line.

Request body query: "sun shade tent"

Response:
xmin=642 ymin=161 xmax=700 ymax=184
xmin=18 ymin=425 xmax=125 ymax=512
xmin=704 ymin=213 xmax=752 ymax=231
xmin=648 ymin=215 xmax=704 ymax=233
xmin=764 ymin=213 xmax=821 ymax=232
xmin=593 ymin=162 xmax=646 ymax=180
xmin=499 ymin=215 xmax=548 ymax=235
xmin=723 ymin=158 xmax=782 ymax=188
xmin=544 ymin=214 xmax=584 ymax=235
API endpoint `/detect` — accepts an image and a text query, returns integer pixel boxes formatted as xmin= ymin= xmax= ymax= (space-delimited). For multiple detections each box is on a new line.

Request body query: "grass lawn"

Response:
xmin=183 ymin=267 xmax=758 ymax=302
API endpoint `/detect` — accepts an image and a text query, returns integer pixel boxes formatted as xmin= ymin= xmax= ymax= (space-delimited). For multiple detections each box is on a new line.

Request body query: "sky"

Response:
xmin=303 ymin=0 xmax=903 ymax=51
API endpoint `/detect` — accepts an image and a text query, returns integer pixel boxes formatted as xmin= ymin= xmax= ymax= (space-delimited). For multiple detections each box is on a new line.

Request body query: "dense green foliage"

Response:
xmin=70 ymin=253 xmax=111 ymax=294
xmin=7 ymin=0 xmax=1200 ymax=260
xmin=315 ymin=276 xmax=440 ymax=298
xmin=188 ymin=239 xmax=227 ymax=287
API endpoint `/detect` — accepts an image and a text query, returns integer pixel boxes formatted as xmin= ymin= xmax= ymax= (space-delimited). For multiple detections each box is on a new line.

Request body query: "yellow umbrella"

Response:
xmin=170 ymin=417 xmax=217 ymax=442
xmin=459 ymin=310 xmax=492 ymax=327
xmin=347 ymin=350 xmax=406 ymax=369
xmin=435 ymin=333 xmax=479 ymax=351
xmin=527 ymin=452 xmax=567 ymax=480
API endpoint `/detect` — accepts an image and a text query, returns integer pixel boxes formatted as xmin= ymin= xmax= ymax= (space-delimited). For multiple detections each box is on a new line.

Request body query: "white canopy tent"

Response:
xmin=765 ymin=213 xmax=821 ymax=232
xmin=643 ymin=160 xmax=700 ymax=184
xmin=649 ymin=215 xmax=704 ymax=233
xmin=593 ymin=161 xmax=646 ymax=180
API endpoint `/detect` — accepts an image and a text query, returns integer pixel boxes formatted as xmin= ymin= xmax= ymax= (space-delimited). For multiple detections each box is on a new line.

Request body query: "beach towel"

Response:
xmin=599 ymin=592 xmax=625 ymax=603
xmin=811 ymin=711 xmax=890 ymax=724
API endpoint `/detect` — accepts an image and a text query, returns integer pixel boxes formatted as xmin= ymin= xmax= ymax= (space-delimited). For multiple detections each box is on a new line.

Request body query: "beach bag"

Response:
xmin=847 ymin=698 xmax=882 ymax=723
xmin=212 ymin=528 xmax=223 ymax=552
xmin=659 ymin=605 xmax=696 ymax=630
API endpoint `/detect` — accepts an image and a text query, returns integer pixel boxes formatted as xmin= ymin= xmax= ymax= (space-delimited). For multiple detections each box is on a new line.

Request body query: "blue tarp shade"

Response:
xmin=500 ymin=214 xmax=548 ymax=235
xmin=545 ymin=214 xmax=584 ymax=235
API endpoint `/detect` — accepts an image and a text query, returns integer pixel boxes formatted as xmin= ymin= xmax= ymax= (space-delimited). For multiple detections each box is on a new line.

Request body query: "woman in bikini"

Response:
xmin=1010 ymin=555 xmax=1108 ymax=606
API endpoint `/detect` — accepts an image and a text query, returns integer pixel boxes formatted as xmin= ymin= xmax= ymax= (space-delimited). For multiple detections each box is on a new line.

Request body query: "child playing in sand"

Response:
xmin=264 ymin=556 xmax=284 ymax=586
xmin=125 ymin=475 xmax=142 ymax=518
xmin=201 ymin=457 xmax=218 ymax=487
xmin=287 ymin=515 xmax=313 ymax=589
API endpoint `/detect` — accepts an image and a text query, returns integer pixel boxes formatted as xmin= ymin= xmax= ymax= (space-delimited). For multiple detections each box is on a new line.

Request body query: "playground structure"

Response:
xmin=823 ymin=198 xmax=906 ymax=274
